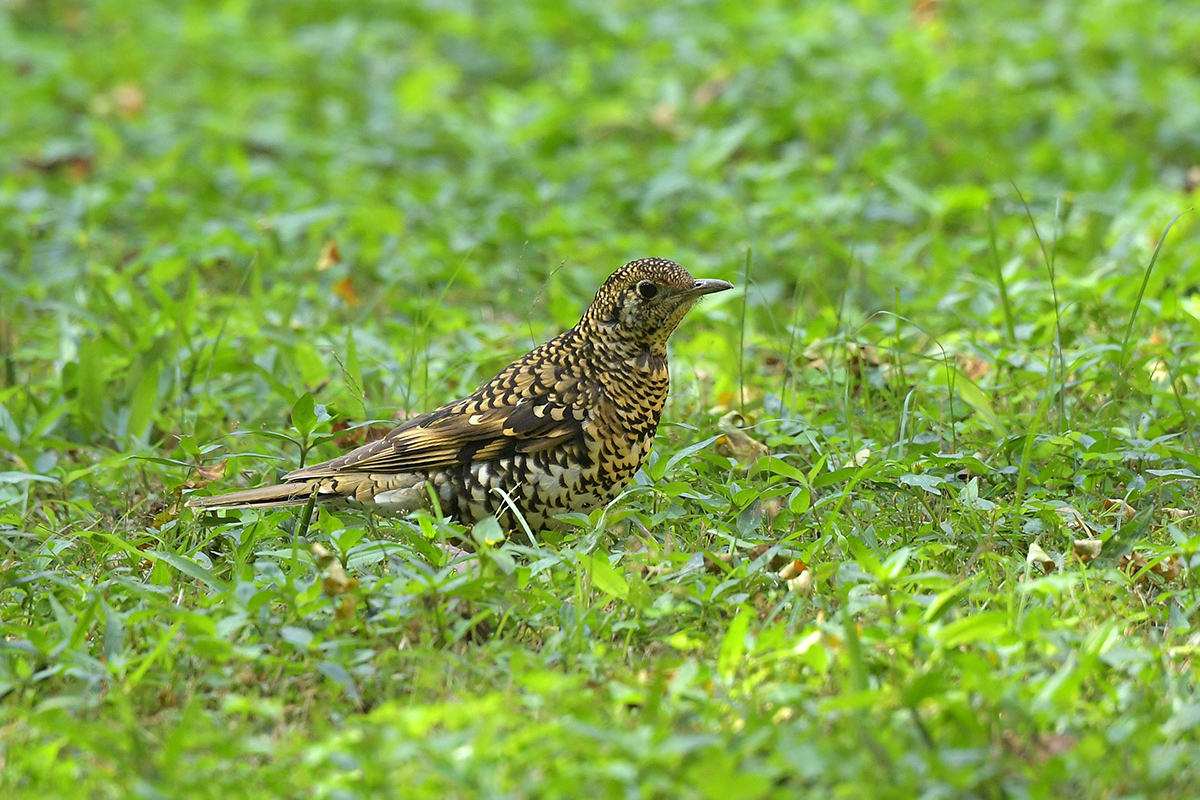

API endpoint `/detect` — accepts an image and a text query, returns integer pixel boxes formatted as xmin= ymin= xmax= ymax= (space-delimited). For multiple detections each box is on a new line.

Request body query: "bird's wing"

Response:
xmin=284 ymin=387 xmax=587 ymax=481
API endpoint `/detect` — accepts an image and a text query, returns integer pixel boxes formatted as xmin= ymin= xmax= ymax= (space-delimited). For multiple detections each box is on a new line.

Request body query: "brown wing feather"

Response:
xmin=284 ymin=394 xmax=585 ymax=481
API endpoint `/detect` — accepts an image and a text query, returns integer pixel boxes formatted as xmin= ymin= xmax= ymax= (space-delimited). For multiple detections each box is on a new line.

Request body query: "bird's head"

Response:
xmin=579 ymin=258 xmax=734 ymax=353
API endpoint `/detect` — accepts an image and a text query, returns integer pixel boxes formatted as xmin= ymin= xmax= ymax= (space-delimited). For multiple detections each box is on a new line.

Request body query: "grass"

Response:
xmin=4 ymin=0 xmax=1200 ymax=796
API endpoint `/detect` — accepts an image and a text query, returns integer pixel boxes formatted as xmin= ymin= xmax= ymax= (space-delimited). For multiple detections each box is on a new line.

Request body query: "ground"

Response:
xmin=3 ymin=0 xmax=1200 ymax=797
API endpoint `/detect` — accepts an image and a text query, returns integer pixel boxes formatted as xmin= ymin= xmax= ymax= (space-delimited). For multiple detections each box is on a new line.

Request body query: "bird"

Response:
xmin=185 ymin=257 xmax=733 ymax=532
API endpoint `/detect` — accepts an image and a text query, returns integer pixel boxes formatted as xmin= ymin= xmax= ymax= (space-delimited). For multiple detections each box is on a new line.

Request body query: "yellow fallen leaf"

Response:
xmin=317 ymin=239 xmax=341 ymax=271
xmin=1027 ymin=541 xmax=1055 ymax=572
xmin=786 ymin=569 xmax=812 ymax=594
xmin=311 ymin=543 xmax=336 ymax=569
xmin=1072 ymin=539 xmax=1103 ymax=563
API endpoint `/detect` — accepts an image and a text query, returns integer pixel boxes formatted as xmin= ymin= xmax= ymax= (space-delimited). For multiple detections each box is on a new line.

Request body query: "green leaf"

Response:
xmin=758 ymin=456 xmax=808 ymax=483
xmin=472 ymin=516 xmax=505 ymax=548
xmin=344 ymin=327 xmax=365 ymax=417
xmin=899 ymin=473 xmax=945 ymax=495
xmin=717 ymin=608 xmax=751 ymax=680
xmin=125 ymin=362 xmax=162 ymax=446
xmin=291 ymin=392 xmax=317 ymax=438
xmin=148 ymin=551 xmax=228 ymax=592
xmin=178 ymin=435 xmax=200 ymax=459
xmin=75 ymin=335 xmax=104 ymax=439
xmin=935 ymin=611 xmax=1010 ymax=647
xmin=316 ymin=660 xmax=360 ymax=701
xmin=653 ymin=435 xmax=721 ymax=481
xmin=0 ymin=471 xmax=58 ymax=485
xmin=955 ymin=372 xmax=1006 ymax=434
xmin=578 ymin=551 xmax=628 ymax=600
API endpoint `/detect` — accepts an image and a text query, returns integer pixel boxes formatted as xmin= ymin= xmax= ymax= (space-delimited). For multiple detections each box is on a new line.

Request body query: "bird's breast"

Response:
xmin=581 ymin=363 xmax=670 ymax=496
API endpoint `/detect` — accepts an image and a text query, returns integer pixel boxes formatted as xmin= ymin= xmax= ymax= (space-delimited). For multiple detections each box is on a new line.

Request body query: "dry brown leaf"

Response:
xmin=691 ymin=74 xmax=729 ymax=108
xmin=704 ymin=552 xmax=732 ymax=574
xmin=650 ymin=102 xmax=676 ymax=129
xmin=322 ymin=560 xmax=358 ymax=596
xmin=1001 ymin=730 xmax=1077 ymax=765
xmin=715 ymin=410 xmax=769 ymax=464
xmin=184 ymin=460 xmax=229 ymax=489
xmin=195 ymin=461 xmax=227 ymax=483
xmin=114 ymin=83 xmax=145 ymax=117
xmin=317 ymin=239 xmax=341 ymax=271
xmin=1027 ymin=541 xmax=1055 ymax=572
xmin=1120 ymin=552 xmax=1183 ymax=585
xmin=334 ymin=595 xmax=357 ymax=621
xmin=68 ymin=159 xmax=90 ymax=182
xmin=913 ymin=0 xmax=945 ymax=26
xmin=1157 ymin=557 xmax=1183 ymax=582
xmin=958 ymin=354 xmax=991 ymax=382
xmin=1120 ymin=552 xmax=1145 ymax=578
xmin=332 ymin=419 xmax=391 ymax=449
xmin=1054 ymin=505 xmax=1093 ymax=533
xmin=1072 ymin=539 xmax=1103 ymax=563
xmin=845 ymin=342 xmax=882 ymax=367
xmin=311 ymin=543 xmax=336 ymax=569
xmin=1163 ymin=508 xmax=1194 ymax=521
xmin=1186 ymin=165 xmax=1200 ymax=194
xmin=333 ymin=276 xmax=359 ymax=306
xmin=1102 ymin=499 xmax=1137 ymax=522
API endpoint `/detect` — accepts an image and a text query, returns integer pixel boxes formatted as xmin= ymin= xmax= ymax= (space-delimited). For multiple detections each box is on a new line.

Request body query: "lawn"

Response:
xmin=4 ymin=0 xmax=1200 ymax=796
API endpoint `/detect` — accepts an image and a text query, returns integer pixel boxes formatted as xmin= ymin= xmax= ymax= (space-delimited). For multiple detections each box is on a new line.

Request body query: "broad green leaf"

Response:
xmin=125 ymin=362 xmax=162 ymax=446
xmin=955 ymin=372 xmax=1006 ymax=434
xmin=717 ymin=609 xmax=751 ymax=679
xmin=291 ymin=392 xmax=317 ymax=437
xmin=578 ymin=551 xmax=629 ymax=600
xmin=149 ymin=551 xmax=228 ymax=592
xmin=935 ymin=611 xmax=1010 ymax=647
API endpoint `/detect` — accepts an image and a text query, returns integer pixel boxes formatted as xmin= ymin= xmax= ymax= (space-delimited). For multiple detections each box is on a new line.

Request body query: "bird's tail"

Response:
xmin=184 ymin=481 xmax=321 ymax=511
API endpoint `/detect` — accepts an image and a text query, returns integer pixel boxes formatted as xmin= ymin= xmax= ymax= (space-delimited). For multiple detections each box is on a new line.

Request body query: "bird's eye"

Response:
xmin=637 ymin=280 xmax=659 ymax=299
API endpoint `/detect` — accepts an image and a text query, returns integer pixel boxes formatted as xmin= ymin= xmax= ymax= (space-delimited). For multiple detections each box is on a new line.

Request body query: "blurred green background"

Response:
xmin=4 ymin=1 xmax=1198 ymax=453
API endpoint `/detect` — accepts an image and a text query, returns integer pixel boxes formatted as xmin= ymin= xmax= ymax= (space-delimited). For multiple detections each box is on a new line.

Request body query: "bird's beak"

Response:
xmin=686 ymin=278 xmax=735 ymax=297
